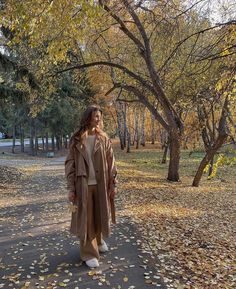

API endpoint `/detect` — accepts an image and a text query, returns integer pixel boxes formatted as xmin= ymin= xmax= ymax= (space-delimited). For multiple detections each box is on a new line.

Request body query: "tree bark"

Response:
xmin=29 ymin=118 xmax=35 ymax=156
xmin=118 ymin=129 xmax=125 ymax=149
xmin=167 ymin=133 xmax=181 ymax=181
xmin=45 ymin=132 xmax=49 ymax=152
xmin=134 ymin=110 xmax=140 ymax=149
xmin=51 ymin=135 xmax=55 ymax=151
xmin=20 ymin=125 xmax=24 ymax=153
xmin=116 ymin=102 xmax=125 ymax=150
xmin=42 ymin=137 xmax=45 ymax=151
xmin=34 ymin=122 xmax=38 ymax=155
xmin=126 ymin=128 xmax=131 ymax=153
xmin=12 ymin=121 xmax=16 ymax=154
xmin=208 ymin=157 xmax=214 ymax=176
xmin=183 ymin=135 xmax=189 ymax=149
xmin=162 ymin=138 xmax=169 ymax=164
xmin=193 ymin=97 xmax=229 ymax=187
xmin=64 ymin=135 xmax=68 ymax=149
xmin=60 ymin=135 xmax=63 ymax=148
xmin=192 ymin=134 xmax=227 ymax=186
xmin=140 ymin=108 xmax=146 ymax=146
xmin=123 ymin=102 xmax=127 ymax=148
xmin=56 ymin=135 xmax=60 ymax=150
xmin=151 ymin=113 xmax=155 ymax=144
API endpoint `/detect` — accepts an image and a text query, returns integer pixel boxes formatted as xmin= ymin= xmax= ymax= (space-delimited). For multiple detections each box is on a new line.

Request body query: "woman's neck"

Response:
xmin=87 ymin=127 xmax=96 ymax=135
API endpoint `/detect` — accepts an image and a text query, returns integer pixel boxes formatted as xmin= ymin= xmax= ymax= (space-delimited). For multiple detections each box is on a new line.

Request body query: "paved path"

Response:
xmin=0 ymin=157 xmax=165 ymax=289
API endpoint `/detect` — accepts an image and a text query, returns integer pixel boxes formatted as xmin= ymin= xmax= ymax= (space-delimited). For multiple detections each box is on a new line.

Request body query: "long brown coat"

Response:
xmin=65 ymin=134 xmax=117 ymax=243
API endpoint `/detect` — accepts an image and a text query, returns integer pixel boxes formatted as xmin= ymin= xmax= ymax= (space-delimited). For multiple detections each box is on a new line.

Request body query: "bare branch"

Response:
xmin=122 ymin=0 xmax=150 ymax=49
xmin=195 ymin=45 xmax=236 ymax=62
xmin=117 ymin=98 xmax=140 ymax=103
xmin=105 ymin=83 xmax=121 ymax=96
xmin=55 ymin=60 xmax=157 ymax=96
xmin=121 ymin=84 xmax=170 ymax=131
xmin=174 ymin=0 xmax=207 ymax=19
xmin=159 ymin=20 xmax=236 ymax=72
xmin=98 ymin=0 xmax=145 ymax=53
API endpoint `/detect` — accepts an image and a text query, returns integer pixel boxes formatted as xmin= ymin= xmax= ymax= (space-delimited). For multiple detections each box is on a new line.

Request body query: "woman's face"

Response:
xmin=90 ymin=110 xmax=102 ymax=129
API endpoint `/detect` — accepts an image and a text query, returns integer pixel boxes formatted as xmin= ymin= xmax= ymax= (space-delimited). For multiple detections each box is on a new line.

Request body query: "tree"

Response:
xmin=1 ymin=0 xmax=235 ymax=180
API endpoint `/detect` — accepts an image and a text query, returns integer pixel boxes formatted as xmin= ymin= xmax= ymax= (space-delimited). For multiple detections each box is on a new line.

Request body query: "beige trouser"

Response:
xmin=80 ymin=185 xmax=102 ymax=261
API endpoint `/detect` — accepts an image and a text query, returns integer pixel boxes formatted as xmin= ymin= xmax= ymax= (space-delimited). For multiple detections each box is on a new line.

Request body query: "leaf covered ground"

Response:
xmin=114 ymin=143 xmax=236 ymax=289
xmin=0 ymin=144 xmax=235 ymax=289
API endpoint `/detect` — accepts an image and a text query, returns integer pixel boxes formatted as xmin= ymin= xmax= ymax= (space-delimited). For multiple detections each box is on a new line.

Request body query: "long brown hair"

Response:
xmin=69 ymin=105 xmax=106 ymax=148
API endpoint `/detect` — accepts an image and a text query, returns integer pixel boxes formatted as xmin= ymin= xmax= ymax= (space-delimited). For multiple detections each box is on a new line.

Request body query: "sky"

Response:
xmin=186 ymin=0 xmax=236 ymax=23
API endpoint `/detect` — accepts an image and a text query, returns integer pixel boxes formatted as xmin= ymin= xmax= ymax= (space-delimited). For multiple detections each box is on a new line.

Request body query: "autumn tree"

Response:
xmin=192 ymin=23 xmax=236 ymax=186
xmin=1 ymin=0 xmax=235 ymax=180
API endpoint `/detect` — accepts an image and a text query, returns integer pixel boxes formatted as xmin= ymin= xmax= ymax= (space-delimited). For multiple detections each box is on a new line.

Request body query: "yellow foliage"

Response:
xmin=204 ymin=153 xmax=236 ymax=179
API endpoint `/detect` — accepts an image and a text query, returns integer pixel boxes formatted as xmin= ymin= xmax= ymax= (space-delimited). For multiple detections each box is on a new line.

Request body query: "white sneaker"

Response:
xmin=85 ymin=258 xmax=99 ymax=268
xmin=98 ymin=240 xmax=108 ymax=253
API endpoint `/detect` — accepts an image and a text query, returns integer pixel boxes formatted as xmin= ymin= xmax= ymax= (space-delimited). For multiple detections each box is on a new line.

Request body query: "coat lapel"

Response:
xmin=93 ymin=134 xmax=102 ymax=154
xmin=75 ymin=142 xmax=90 ymax=168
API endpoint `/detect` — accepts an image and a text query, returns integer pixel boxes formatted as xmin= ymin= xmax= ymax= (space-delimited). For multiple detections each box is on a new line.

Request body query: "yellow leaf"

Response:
xmin=177 ymin=285 xmax=185 ymax=289
xmin=88 ymin=270 xmax=96 ymax=276
xmin=123 ymin=276 xmax=128 ymax=282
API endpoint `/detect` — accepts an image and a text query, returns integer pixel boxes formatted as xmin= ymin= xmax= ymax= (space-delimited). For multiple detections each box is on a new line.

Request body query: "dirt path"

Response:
xmin=0 ymin=157 xmax=165 ymax=289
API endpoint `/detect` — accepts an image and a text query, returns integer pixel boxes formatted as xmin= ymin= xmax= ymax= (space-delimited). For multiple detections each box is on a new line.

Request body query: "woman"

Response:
xmin=65 ymin=105 xmax=117 ymax=268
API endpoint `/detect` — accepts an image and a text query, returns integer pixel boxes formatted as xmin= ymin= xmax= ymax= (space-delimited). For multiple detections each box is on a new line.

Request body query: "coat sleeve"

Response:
xmin=65 ymin=147 xmax=76 ymax=192
xmin=106 ymin=138 xmax=117 ymax=193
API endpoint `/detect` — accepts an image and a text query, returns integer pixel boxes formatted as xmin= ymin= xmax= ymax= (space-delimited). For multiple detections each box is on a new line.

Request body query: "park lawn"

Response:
xmin=114 ymin=142 xmax=235 ymax=289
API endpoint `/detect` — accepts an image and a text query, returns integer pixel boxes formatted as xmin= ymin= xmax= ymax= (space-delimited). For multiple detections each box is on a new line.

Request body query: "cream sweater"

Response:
xmin=84 ymin=135 xmax=97 ymax=185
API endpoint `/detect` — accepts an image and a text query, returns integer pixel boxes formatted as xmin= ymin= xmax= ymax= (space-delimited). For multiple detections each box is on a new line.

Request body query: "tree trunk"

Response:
xmin=183 ymin=135 xmax=189 ymax=150
xmin=42 ymin=137 xmax=45 ymax=151
xmin=118 ymin=130 xmax=125 ymax=150
xmin=20 ymin=125 xmax=24 ymax=153
xmin=140 ymin=109 xmax=146 ymax=146
xmin=45 ymin=132 xmax=49 ymax=152
xmin=51 ymin=135 xmax=55 ymax=151
xmin=134 ymin=111 xmax=140 ymax=149
xmin=167 ymin=133 xmax=181 ymax=181
xmin=131 ymin=121 xmax=135 ymax=146
xmin=193 ymin=97 xmax=229 ymax=187
xmin=123 ymin=102 xmax=127 ymax=148
xmin=30 ymin=118 xmax=35 ymax=156
xmin=151 ymin=113 xmax=155 ymax=144
xmin=60 ymin=135 xmax=63 ymax=149
xmin=12 ymin=122 xmax=16 ymax=154
xmin=56 ymin=135 xmax=60 ymax=150
xmin=34 ymin=122 xmax=38 ymax=155
xmin=64 ymin=135 xmax=68 ymax=149
xmin=162 ymin=138 xmax=169 ymax=164
xmin=192 ymin=134 xmax=227 ymax=186
xmin=136 ymin=134 xmax=139 ymax=149
xmin=208 ymin=157 xmax=214 ymax=176
xmin=116 ymin=103 xmax=125 ymax=150
xmin=126 ymin=129 xmax=131 ymax=153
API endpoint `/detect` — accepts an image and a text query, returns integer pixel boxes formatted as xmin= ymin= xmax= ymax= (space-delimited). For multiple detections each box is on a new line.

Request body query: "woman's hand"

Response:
xmin=68 ymin=191 xmax=76 ymax=202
